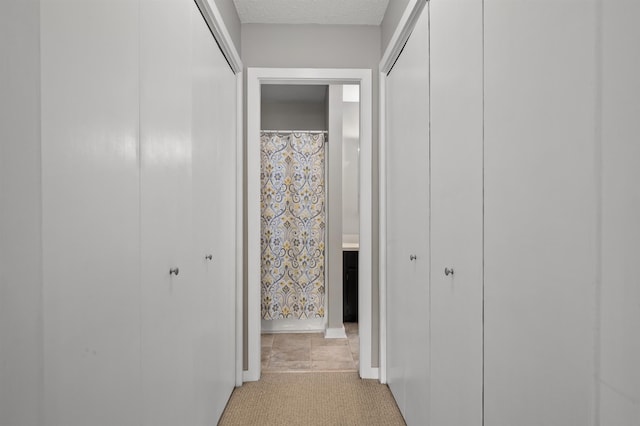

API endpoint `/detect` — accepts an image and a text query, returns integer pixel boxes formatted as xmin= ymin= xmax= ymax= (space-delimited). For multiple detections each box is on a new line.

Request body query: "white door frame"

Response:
xmin=245 ymin=67 xmax=375 ymax=381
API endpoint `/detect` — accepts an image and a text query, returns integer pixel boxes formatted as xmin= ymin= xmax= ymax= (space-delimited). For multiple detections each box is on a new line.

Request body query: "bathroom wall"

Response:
xmin=261 ymin=96 xmax=327 ymax=131
xmin=261 ymin=102 xmax=327 ymax=130
xmin=342 ymin=92 xmax=360 ymax=243
xmin=326 ymin=85 xmax=344 ymax=334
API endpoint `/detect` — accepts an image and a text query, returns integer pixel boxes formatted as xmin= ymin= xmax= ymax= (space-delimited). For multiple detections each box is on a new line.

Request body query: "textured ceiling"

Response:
xmin=233 ymin=0 xmax=390 ymax=25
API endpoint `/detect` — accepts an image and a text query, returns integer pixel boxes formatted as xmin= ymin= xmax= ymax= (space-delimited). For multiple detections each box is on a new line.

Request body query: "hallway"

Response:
xmin=2 ymin=0 xmax=640 ymax=425
xmin=218 ymin=372 xmax=405 ymax=426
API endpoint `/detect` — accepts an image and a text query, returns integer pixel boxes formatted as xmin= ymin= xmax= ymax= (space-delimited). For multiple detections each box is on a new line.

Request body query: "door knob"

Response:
xmin=409 ymin=255 xmax=417 ymax=261
xmin=444 ymin=267 xmax=454 ymax=276
xmin=169 ymin=267 xmax=179 ymax=276
xmin=205 ymin=254 xmax=213 ymax=261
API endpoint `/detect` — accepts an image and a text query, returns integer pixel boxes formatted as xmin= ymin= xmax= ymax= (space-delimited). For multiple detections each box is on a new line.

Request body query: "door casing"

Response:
xmin=245 ymin=67 xmax=375 ymax=381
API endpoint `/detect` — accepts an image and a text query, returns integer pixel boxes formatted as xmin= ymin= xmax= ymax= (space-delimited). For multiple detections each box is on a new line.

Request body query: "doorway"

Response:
xmin=258 ymin=84 xmax=361 ymax=373
xmin=245 ymin=68 xmax=374 ymax=381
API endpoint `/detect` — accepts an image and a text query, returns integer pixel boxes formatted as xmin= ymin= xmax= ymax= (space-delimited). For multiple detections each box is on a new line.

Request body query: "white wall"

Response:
xmin=241 ymin=23 xmax=382 ymax=366
xmin=380 ymin=0 xmax=411 ymax=54
xmin=342 ymin=101 xmax=360 ymax=239
xmin=211 ymin=0 xmax=242 ymax=54
xmin=598 ymin=0 xmax=640 ymax=422
xmin=0 ymin=1 xmax=43 ymax=424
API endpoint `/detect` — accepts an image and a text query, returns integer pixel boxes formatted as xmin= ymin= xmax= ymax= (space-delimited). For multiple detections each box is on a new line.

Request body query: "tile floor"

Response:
xmin=261 ymin=322 xmax=359 ymax=372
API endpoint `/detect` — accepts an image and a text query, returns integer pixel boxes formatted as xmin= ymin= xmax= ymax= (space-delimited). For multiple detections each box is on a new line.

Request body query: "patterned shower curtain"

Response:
xmin=261 ymin=131 xmax=326 ymax=320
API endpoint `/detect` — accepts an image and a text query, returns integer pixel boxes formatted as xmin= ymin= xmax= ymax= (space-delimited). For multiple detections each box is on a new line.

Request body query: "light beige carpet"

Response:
xmin=218 ymin=372 xmax=406 ymax=426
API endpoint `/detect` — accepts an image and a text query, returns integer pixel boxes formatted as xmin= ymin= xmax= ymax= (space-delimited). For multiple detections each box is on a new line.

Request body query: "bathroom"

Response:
xmin=259 ymin=83 xmax=361 ymax=371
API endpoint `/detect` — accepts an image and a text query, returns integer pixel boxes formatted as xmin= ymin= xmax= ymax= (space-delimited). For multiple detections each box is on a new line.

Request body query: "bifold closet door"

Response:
xmin=599 ymin=0 xmax=640 ymax=421
xmin=190 ymin=7 xmax=237 ymax=421
xmin=41 ymin=1 xmax=142 ymax=424
xmin=386 ymin=7 xmax=430 ymax=424
xmin=140 ymin=0 xmax=195 ymax=424
xmin=429 ymin=0 xmax=483 ymax=425
xmin=484 ymin=1 xmax=598 ymax=424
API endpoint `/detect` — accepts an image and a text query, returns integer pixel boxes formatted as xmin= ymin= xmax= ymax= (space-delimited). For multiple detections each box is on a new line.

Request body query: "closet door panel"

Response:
xmin=208 ymin=38 xmax=238 ymax=423
xmin=484 ymin=1 xmax=598 ymax=424
xmin=190 ymin=6 xmax=237 ymax=422
xmin=386 ymin=7 xmax=430 ymax=424
xmin=600 ymin=0 xmax=640 ymax=420
xmin=429 ymin=0 xmax=483 ymax=424
xmin=40 ymin=1 xmax=141 ymax=424
xmin=139 ymin=1 xmax=194 ymax=424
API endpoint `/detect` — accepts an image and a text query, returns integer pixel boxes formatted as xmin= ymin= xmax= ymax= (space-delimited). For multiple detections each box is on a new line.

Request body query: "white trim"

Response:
xmin=193 ymin=0 xmax=243 ymax=74
xmin=242 ymin=370 xmax=254 ymax=383
xmin=378 ymin=73 xmax=387 ymax=384
xmin=379 ymin=0 xmax=428 ymax=75
xmin=246 ymin=70 xmax=262 ymax=383
xmin=362 ymin=367 xmax=380 ymax=381
xmin=235 ymin=72 xmax=244 ymax=387
xmin=246 ymin=68 xmax=374 ymax=382
xmin=357 ymin=72 xmax=375 ymax=380
xmin=324 ymin=325 xmax=348 ymax=339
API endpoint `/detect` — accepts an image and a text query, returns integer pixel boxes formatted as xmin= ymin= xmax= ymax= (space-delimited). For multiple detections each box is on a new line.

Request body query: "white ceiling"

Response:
xmin=233 ymin=0 xmax=390 ymax=25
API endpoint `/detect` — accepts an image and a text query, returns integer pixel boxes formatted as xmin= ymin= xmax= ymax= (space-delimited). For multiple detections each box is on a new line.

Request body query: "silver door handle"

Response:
xmin=409 ymin=255 xmax=417 ymax=261
xmin=169 ymin=267 xmax=179 ymax=276
xmin=444 ymin=267 xmax=454 ymax=276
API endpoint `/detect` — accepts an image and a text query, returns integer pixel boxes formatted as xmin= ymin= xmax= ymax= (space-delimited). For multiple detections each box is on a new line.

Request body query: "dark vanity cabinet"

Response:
xmin=343 ymin=250 xmax=359 ymax=322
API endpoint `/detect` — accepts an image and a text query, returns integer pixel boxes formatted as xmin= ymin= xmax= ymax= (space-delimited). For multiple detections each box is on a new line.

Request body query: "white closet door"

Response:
xmin=386 ymin=7 xmax=430 ymax=424
xmin=41 ymin=1 xmax=141 ymax=424
xmin=599 ymin=0 xmax=640 ymax=422
xmin=484 ymin=1 xmax=598 ymax=424
xmin=139 ymin=1 xmax=194 ymax=424
xmin=190 ymin=5 xmax=237 ymax=422
xmin=429 ymin=0 xmax=483 ymax=425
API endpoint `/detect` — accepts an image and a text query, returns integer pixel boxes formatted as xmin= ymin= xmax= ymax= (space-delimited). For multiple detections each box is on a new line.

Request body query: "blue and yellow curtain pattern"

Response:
xmin=261 ymin=131 xmax=326 ymax=320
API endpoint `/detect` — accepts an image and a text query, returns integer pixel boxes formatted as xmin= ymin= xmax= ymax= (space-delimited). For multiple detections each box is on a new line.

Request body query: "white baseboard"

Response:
xmin=243 ymin=369 xmax=259 ymax=383
xmin=324 ymin=325 xmax=347 ymax=339
xmin=360 ymin=366 xmax=379 ymax=380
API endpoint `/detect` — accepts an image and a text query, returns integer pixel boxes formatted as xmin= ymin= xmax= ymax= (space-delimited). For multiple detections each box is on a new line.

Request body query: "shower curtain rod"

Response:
xmin=261 ymin=130 xmax=328 ymax=134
